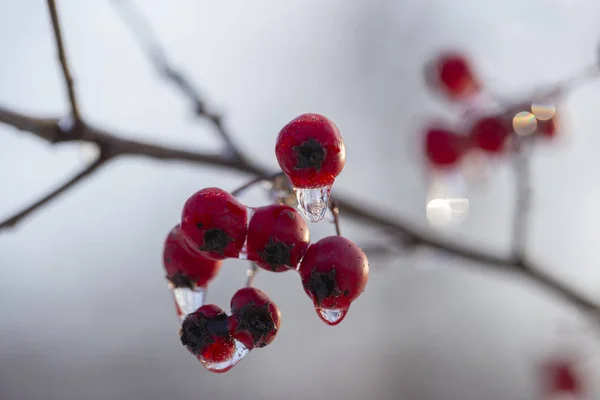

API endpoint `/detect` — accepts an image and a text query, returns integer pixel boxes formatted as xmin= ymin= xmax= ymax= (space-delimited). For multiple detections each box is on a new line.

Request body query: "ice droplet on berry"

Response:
xmin=295 ymin=186 xmax=331 ymax=223
xmin=200 ymin=339 xmax=250 ymax=373
xmin=316 ymin=308 xmax=347 ymax=326
xmin=171 ymin=286 xmax=206 ymax=321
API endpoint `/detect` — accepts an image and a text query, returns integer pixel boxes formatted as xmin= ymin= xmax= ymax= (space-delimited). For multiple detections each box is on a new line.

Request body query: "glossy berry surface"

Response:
xmin=246 ymin=204 xmax=310 ymax=272
xmin=180 ymin=305 xmax=235 ymax=364
xmin=298 ymin=236 xmax=369 ymax=314
xmin=469 ymin=116 xmax=511 ymax=153
xmin=425 ymin=128 xmax=467 ymax=166
xmin=427 ymin=52 xmax=479 ymax=99
xmin=163 ymin=224 xmax=222 ymax=288
xmin=181 ymin=187 xmax=248 ymax=260
xmin=275 ymin=113 xmax=346 ymax=189
xmin=229 ymin=287 xmax=281 ymax=350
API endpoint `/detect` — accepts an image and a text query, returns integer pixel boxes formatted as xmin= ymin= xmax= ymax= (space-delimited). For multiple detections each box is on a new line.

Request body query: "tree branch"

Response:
xmin=1 ymin=106 xmax=598 ymax=322
xmin=511 ymin=137 xmax=533 ymax=261
xmin=0 ymin=156 xmax=107 ymax=229
xmin=108 ymin=0 xmax=244 ymax=159
xmin=46 ymin=0 xmax=81 ymax=122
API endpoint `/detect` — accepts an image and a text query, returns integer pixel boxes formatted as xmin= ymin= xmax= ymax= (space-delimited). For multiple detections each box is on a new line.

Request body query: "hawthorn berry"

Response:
xmin=229 ymin=287 xmax=281 ymax=350
xmin=541 ymin=358 xmax=583 ymax=396
xmin=426 ymin=51 xmax=480 ymax=100
xmin=246 ymin=204 xmax=310 ymax=272
xmin=424 ymin=128 xmax=468 ymax=167
xmin=163 ymin=224 xmax=222 ymax=288
xmin=181 ymin=187 xmax=248 ymax=260
xmin=537 ymin=116 xmax=558 ymax=138
xmin=469 ymin=116 xmax=511 ymax=153
xmin=275 ymin=113 xmax=346 ymax=189
xmin=298 ymin=236 xmax=369 ymax=325
xmin=180 ymin=304 xmax=235 ymax=366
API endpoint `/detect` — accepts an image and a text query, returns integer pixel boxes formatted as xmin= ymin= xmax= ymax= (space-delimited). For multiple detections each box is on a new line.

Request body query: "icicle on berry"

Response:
xmin=469 ymin=115 xmax=511 ymax=153
xmin=424 ymin=127 xmax=468 ymax=167
xmin=163 ymin=225 xmax=222 ymax=320
xmin=180 ymin=305 xmax=249 ymax=373
xmin=275 ymin=113 xmax=345 ymax=222
xmin=246 ymin=204 xmax=310 ymax=272
xmin=425 ymin=51 xmax=480 ymax=100
xmin=298 ymin=236 xmax=369 ymax=326
xmin=229 ymin=287 xmax=281 ymax=350
xmin=181 ymin=187 xmax=249 ymax=260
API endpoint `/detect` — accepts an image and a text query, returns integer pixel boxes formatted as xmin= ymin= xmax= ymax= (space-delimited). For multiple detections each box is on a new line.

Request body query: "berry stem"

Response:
xmin=329 ymin=199 xmax=341 ymax=236
xmin=511 ymin=137 xmax=533 ymax=262
xmin=246 ymin=263 xmax=258 ymax=287
xmin=231 ymin=172 xmax=285 ymax=198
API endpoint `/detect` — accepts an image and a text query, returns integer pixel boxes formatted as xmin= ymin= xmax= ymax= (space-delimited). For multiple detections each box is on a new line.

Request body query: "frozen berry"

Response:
xmin=541 ymin=358 xmax=583 ymax=396
xmin=426 ymin=51 xmax=480 ymax=99
xmin=298 ymin=236 xmax=369 ymax=324
xmin=246 ymin=204 xmax=310 ymax=272
xmin=425 ymin=128 xmax=467 ymax=166
xmin=469 ymin=116 xmax=511 ymax=153
xmin=163 ymin=225 xmax=222 ymax=288
xmin=181 ymin=187 xmax=248 ymax=260
xmin=537 ymin=116 xmax=558 ymax=138
xmin=180 ymin=305 xmax=235 ymax=364
xmin=229 ymin=287 xmax=281 ymax=350
xmin=275 ymin=113 xmax=345 ymax=189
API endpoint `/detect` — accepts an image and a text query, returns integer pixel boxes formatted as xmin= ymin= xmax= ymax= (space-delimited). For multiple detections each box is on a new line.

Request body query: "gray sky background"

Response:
xmin=2 ymin=1 xmax=600 ymax=399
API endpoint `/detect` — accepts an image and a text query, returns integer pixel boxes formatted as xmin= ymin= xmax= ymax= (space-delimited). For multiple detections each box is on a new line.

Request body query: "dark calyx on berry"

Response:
xmin=180 ymin=312 xmax=230 ymax=355
xmin=305 ymin=268 xmax=343 ymax=306
xmin=293 ymin=138 xmax=327 ymax=171
xmin=199 ymin=228 xmax=232 ymax=255
xmin=234 ymin=302 xmax=276 ymax=348
xmin=259 ymin=237 xmax=293 ymax=270
xmin=168 ymin=271 xmax=195 ymax=289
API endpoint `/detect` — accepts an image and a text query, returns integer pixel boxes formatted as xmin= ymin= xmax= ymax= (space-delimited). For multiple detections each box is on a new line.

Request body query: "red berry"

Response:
xmin=229 ymin=287 xmax=281 ymax=350
xmin=542 ymin=358 xmax=583 ymax=395
xmin=275 ymin=113 xmax=346 ymax=189
xmin=246 ymin=204 xmax=310 ymax=272
xmin=181 ymin=187 xmax=248 ymax=260
xmin=537 ymin=116 xmax=558 ymax=138
xmin=298 ymin=236 xmax=369 ymax=317
xmin=180 ymin=304 xmax=235 ymax=364
xmin=163 ymin=225 xmax=222 ymax=288
xmin=424 ymin=128 xmax=467 ymax=166
xmin=426 ymin=52 xmax=480 ymax=99
xmin=469 ymin=116 xmax=511 ymax=153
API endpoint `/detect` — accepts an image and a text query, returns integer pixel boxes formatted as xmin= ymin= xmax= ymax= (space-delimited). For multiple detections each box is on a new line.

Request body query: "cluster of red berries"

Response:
xmin=423 ymin=51 xmax=559 ymax=168
xmin=162 ymin=113 xmax=368 ymax=373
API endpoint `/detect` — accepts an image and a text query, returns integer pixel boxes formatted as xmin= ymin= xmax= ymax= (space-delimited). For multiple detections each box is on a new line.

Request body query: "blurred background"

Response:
xmin=2 ymin=0 xmax=600 ymax=399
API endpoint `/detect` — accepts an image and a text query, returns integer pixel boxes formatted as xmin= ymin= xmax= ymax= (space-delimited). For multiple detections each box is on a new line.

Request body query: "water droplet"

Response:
xmin=171 ymin=286 xmax=206 ymax=321
xmin=316 ymin=308 xmax=347 ymax=326
xmin=295 ymin=186 xmax=331 ymax=223
xmin=513 ymin=111 xmax=537 ymax=136
xmin=79 ymin=142 xmax=100 ymax=162
xmin=200 ymin=339 xmax=250 ymax=373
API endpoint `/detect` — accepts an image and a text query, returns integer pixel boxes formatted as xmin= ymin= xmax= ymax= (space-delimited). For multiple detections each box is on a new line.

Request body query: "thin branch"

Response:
xmin=46 ymin=0 xmax=81 ymax=122
xmin=0 ymin=156 xmax=107 ymax=229
xmin=109 ymin=0 xmax=243 ymax=158
xmin=231 ymin=172 xmax=285 ymax=198
xmin=1 ymin=106 xmax=599 ymax=322
xmin=511 ymin=137 xmax=533 ymax=261
xmin=329 ymin=199 xmax=341 ymax=236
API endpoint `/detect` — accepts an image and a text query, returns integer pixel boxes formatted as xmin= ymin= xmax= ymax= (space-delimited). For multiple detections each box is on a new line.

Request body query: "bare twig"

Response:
xmin=511 ymin=137 xmax=533 ymax=261
xmin=231 ymin=172 xmax=285 ymax=198
xmin=46 ymin=0 xmax=81 ymax=122
xmin=109 ymin=0 xmax=243 ymax=158
xmin=329 ymin=199 xmax=341 ymax=236
xmin=0 ymin=156 xmax=107 ymax=229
